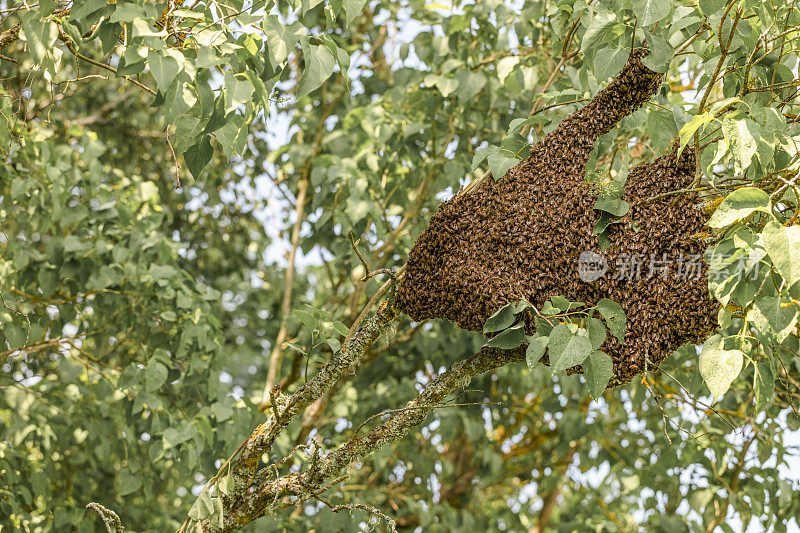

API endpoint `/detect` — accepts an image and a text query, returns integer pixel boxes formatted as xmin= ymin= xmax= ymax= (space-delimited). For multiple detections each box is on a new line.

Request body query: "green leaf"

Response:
xmin=699 ymin=336 xmax=743 ymax=402
xmin=486 ymin=324 xmax=525 ymax=349
xmin=722 ymin=116 xmax=759 ymax=172
xmin=149 ymin=264 xmax=177 ymax=280
xmin=633 ymin=0 xmax=670 ymax=26
xmin=593 ymin=47 xmax=628 ymax=81
xmin=131 ymin=17 xmax=165 ymax=38
xmin=172 ymin=115 xmax=205 ymax=156
xmin=264 ymin=17 xmax=304 ymax=65
xmin=222 ymin=73 xmax=254 ymax=113
xmin=303 ymin=0 xmax=325 ymax=14
xmin=71 ymin=0 xmax=109 ymax=19
xmin=344 ymin=0 xmax=367 ymax=24
xmin=540 ymin=301 xmax=559 ymax=316
xmin=754 ymin=362 xmax=775 ymax=413
xmin=293 ymin=309 xmax=318 ymax=331
xmin=163 ymin=423 xmax=196 ymax=448
xmin=594 ymin=184 xmax=630 ymax=217
xmin=163 ymin=80 xmax=196 ymax=123
xmin=217 ymin=475 xmax=231 ymax=496
xmin=587 ymin=317 xmax=606 ymax=350
xmin=595 ymin=298 xmax=626 ymax=343
xmin=117 ymin=45 xmax=147 ymax=76
xmin=212 ymin=401 xmax=234 ymax=422
xmin=188 ymin=489 xmax=215 ymax=521
xmin=196 ymin=45 xmax=223 ymax=68
xmin=747 ymin=296 xmax=799 ymax=344
xmin=148 ymin=50 xmax=180 ymax=93
xmin=710 ymin=96 xmax=741 ymax=115
xmin=326 ymin=338 xmax=342 ymax=352
xmin=455 ymin=70 xmax=487 ymax=101
xmin=507 ymin=116 xmax=546 ymax=135
xmin=424 ymin=74 xmax=459 ymax=97
xmin=108 ymin=3 xmax=151 ymax=22
xmin=472 ymin=145 xmax=498 ymax=171
xmin=641 ymin=31 xmax=674 ymax=73
xmin=145 ymin=359 xmax=168 ymax=392
xmin=526 ymin=335 xmax=549 ymax=369
xmin=487 ymin=152 xmax=520 ymax=181
xmin=551 ymin=295 xmax=579 ymax=311
xmin=707 ymin=187 xmax=772 ymax=228
xmin=584 ymin=350 xmax=613 ymax=398
xmin=677 ymin=112 xmax=715 ymax=157
xmin=535 ymin=316 xmax=554 ymax=336
xmin=514 ymin=300 xmax=533 ymax=314
xmin=581 ymin=11 xmax=619 ymax=53
xmin=496 ymin=56 xmax=520 ymax=83
xmin=500 ymin=134 xmax=532 ymax=160
xmin=551 ymin=296 xmax=570 ymax=311
xmin=761 ymin=222 xmax=800 ymax=288
xmin=698 ymin=0 xmax=726 ymax=16
xmin=549 ymin=325 xmax=592 ymax=372
xmin=332 ymin=321 xmax=350 ymax=336
xmin=117 ymin=468 xmax=142 ymax=496
xmin=283 ymin=341 xmax=306 ymax=355
xmin=297 ymin=44 xmax=336 ymax=99
xmin=184 ymin=135 xmax=214 ymax=178
xmin=212 ymin=496 xmax=224 ymax=528
xmin=172 ymin=9 xmax=204 ymax=19
xmin=484 ymin=302 xmax=517 ymax=333
xmin=10 ymin=177 xmax=29 ymax=199
xmin=245 ymin=70 xmax=273 ymax=109
xmin=213 ymin=115 xmax=248 ymax=159
xmin=22 ymin=13 xmax=58 ymax=63
xmin=546 ymin=324 xmax=572 ymax=358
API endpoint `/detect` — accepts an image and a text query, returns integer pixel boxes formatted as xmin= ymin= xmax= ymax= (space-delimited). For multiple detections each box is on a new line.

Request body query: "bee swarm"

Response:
xmin=396 ymin=50 xmax=718 ymax=386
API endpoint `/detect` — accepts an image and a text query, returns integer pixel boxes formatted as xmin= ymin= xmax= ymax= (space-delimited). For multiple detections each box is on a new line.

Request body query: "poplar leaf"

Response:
xmin=584 ymin=350 xmax=613 ymax=398
xmin=297 ymin=45 xmax=336 ymax=99
xmin=484 ymin=303 xmax=517 ymax=333
xmin=722 ymin=116 xmax=759 ymax=172
xmin=581 ymin=11 xmax=618 ymax=53
xmin=707 ymin=187 xmax=771 ymax=229
xmin=761 ymin=222 xmax=800 ymax=288
xmin=486 ymin=324 xmax=525 ymax=349
xmin=678 ymin=112 xmax=715 ymax=157
xmin=633 ymin=0 xmax=670 ymax=26
xmin=344 ymin=0 xmax=368 ymax=24
xmin=526 ymin=335 xmax=549 ymax=369
xmin=549 ymin=327 xmax=592 ymax=372
xmin=596 ymin=298 xmax=626 ymax=343
xmin=699 ymin=336 xmax=743 ymax=402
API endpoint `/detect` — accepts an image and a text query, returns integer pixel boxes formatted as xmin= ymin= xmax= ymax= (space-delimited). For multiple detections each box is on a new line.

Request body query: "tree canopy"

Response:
xmin=1 ymin=0 xmax=799 ymax=531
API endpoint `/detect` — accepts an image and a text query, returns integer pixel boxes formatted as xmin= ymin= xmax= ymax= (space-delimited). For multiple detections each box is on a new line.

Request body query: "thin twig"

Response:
xmin=85 ymin=503 xmax=124 ymax=533
xmin=313 ymin=496 xmax=397 ymax=533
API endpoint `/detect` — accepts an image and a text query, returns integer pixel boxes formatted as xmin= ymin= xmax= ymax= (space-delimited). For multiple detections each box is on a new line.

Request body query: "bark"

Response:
xmin=0 ymin=22 xmax=21 ymax=50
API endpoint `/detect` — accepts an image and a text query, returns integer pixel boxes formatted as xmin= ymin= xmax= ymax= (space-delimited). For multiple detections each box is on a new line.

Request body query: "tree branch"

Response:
xmin=528 ymin=443 xmax=578 ymax=533
xmin=704 ymin=432 xmax=757 ymax=533
xmin=259 ymin=90 xmax=344 ymax=410
xmin=215 ymin=345 xmax=524 ymax=530
xmin=0 ymin=21 xmax=20 ymax=49
xmin=206 ymin=300 xmax=398 ymax=530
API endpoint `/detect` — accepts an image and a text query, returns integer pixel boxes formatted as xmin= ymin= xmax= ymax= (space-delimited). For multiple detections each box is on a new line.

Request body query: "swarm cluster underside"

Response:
xmin=397 ymin=50 xmax=718 ymax=385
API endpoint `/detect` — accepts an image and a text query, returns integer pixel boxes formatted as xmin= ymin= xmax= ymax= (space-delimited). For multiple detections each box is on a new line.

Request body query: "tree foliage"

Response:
xmin=1 ymin=0 xmax=799 ymax=531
